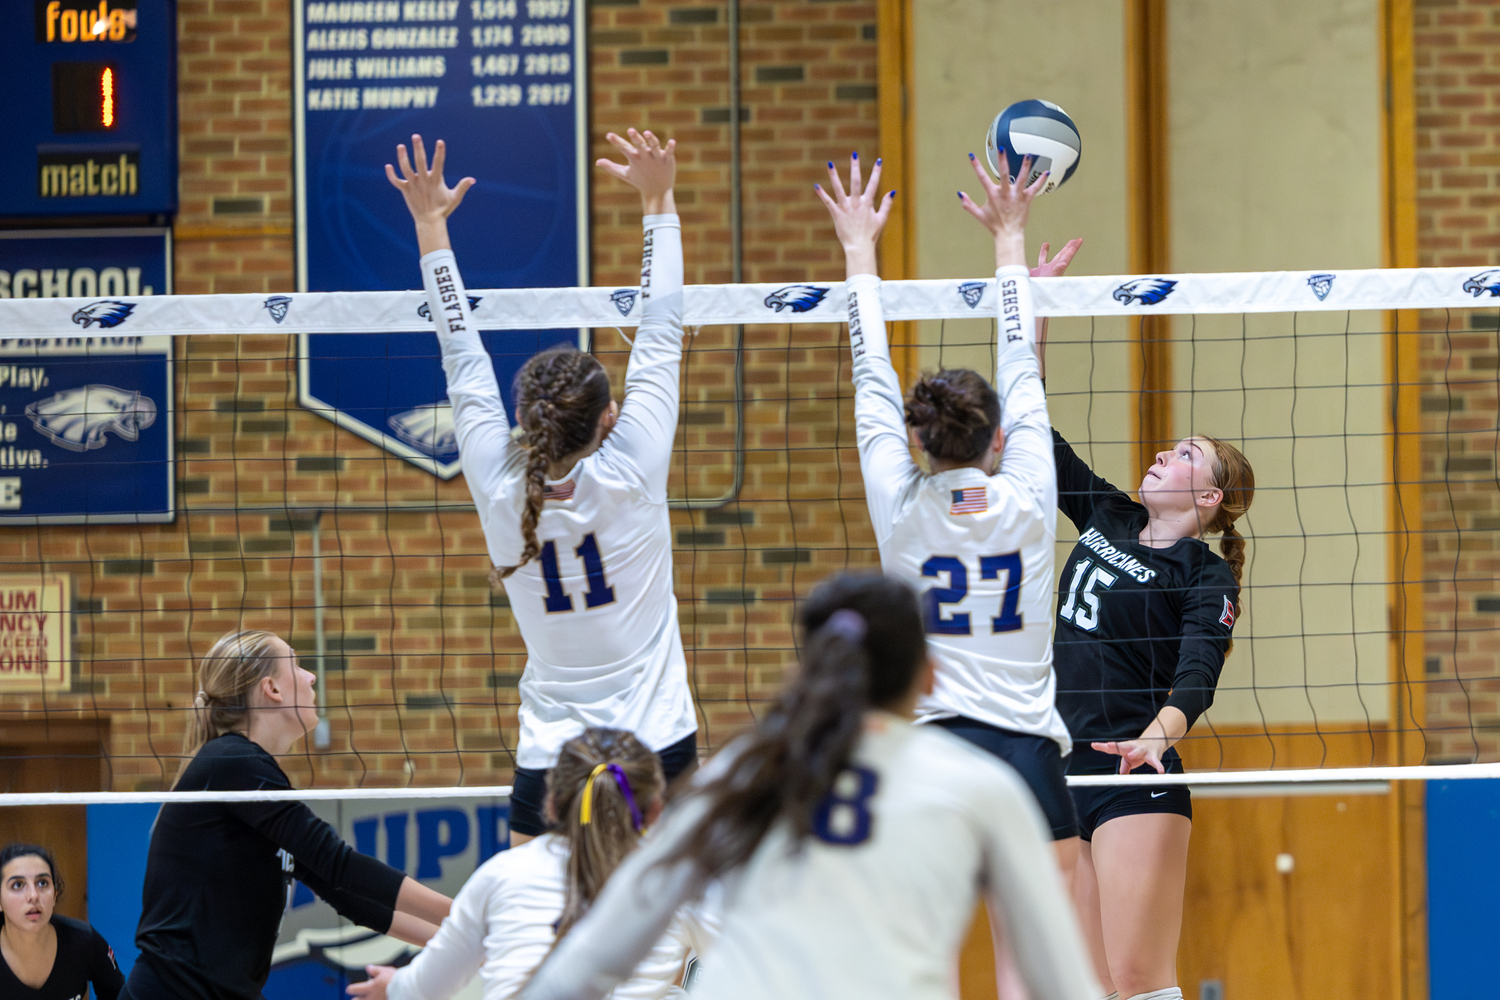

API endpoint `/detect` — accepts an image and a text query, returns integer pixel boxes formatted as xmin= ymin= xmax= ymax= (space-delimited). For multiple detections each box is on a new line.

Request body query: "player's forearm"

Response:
xmin=843 ymin=242 xmax=878 ymax=279
xmin=396 ymin=877 xmax=452 ymax=925
xmin=1137 ymin=705 xmax=1189 ymax=754
xmin=642 ymin=189 xmax=676 ymax=217
xmin=413 ymin=215 xmax=452 ymax=258
xmin=993 ymin=229 xmax=1026 ymax=270
xmin=386 ymin=911 xmax=441 ymax=947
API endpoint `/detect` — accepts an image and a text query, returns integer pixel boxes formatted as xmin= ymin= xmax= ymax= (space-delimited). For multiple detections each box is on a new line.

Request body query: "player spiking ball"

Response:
xmin=387 ymin=130 xmax=698 ymax=842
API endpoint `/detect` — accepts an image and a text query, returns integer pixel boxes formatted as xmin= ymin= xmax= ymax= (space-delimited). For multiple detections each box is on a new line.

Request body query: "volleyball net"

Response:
xmin=0 ymin=265 xmax=1493 ymax=796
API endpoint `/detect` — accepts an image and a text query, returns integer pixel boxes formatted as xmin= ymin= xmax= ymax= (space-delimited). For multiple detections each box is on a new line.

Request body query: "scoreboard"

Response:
xmin=0 ymin=1 xmax=177 ymax=217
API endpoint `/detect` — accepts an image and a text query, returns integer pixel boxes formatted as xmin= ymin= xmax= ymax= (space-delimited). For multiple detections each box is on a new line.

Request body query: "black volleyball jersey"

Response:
xmin=1052 ymin=430 xmax=1239 ymax=747
xmin=0 ymin=915 xmax=122 ymax=1000
xmin=128 ymin=734 xmax=406 ymax=1000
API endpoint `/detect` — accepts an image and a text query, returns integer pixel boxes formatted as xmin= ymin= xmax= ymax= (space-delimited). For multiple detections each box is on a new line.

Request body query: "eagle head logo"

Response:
xmin=71 ymin=301 xmax=135 ymax=329
xmin=958 ymin=281 xmax=986 ymax=309
xmin=610 ymin=289 xmax=638 ymax=316
xmin=264 ymin=295 xmax=292 ymax=324
xmin=1307 ymin=274 xmax=1335 ymax=301
xmin=763 ymin=284 xmax=830 ymax=314
xmin=417 ymin=295 xmax=482 ymax=320
xmin=24 ymin=385 xmax=157 ymax=452
xmin=388 ymin=402 xmax=459 ymax=457
xmin=1112 ymin=278 xmax=1177 ymax=306
xmin=1463 ymin=269 xmax=1500 ymax=297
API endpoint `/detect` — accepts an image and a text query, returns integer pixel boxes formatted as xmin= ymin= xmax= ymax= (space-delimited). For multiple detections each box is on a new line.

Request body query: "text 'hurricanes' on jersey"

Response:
xmin=518 ymin=716 xmax=1103 ymax=1000
xmin=845 ymin=268 xmax=1068 ymax=751
xmin=1051 ymin=430 xmax=1239 ymax=750
xmin=419 ymin=216 xmax=696 ymax=769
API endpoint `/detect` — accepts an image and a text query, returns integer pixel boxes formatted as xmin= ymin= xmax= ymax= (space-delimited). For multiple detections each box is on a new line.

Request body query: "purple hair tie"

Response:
xmin=823 ymin=608 xmax=867 ymax=644
xmin=606 ymin=763 xmax=645 ymax=831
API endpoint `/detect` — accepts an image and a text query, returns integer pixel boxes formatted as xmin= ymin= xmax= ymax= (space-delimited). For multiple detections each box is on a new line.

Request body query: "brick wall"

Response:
xmin=0 ymin=0 xmax=885 ymax=790
xmin=1415 ymin=0 xmax=1500 ymax=762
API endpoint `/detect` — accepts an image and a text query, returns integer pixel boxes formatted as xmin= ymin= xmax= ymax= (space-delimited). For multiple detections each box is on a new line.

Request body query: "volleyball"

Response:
xmin=985 ymin=99 xmax=1082 ymax=194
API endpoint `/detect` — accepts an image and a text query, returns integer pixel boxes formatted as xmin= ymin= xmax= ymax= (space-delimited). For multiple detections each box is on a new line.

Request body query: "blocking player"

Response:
xmin=517 ymin=572 xmax=1101 ymax=1000
xmin=387 ymin=130 xmax=698 ymax=843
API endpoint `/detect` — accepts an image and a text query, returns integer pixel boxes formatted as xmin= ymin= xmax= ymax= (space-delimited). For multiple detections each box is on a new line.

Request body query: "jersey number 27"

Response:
xmin=921 ymin=553 xmax=1023 ymax=636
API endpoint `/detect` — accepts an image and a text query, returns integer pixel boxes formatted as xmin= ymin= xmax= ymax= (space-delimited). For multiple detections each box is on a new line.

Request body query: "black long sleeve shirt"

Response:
xmin=1052 ymin=431 xmax=1239 ymax=756
xmin=0 ymin=915 xmax=123 ymax=1000
xmin=125 ymin=734 xmax=405 ymax=1000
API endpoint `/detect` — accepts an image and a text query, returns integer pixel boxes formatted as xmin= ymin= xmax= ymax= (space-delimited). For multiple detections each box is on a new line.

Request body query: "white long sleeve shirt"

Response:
xmin=846 ymin=269 xmax=1069 ymax=751
xmin=419 ymin=216 xmax=697 ymax=768
xmin=386 ymin=835 xmax=715 ymax=1000
xmin=516 ymin=715 xmax=1102 ymax=1000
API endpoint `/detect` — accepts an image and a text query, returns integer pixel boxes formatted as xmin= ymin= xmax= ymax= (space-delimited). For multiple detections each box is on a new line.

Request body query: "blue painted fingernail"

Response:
xmin=828 ymin=162 xmax=834 ymax=169
xmin=852 ymin=151 xmax=858 ymax=159
xmin=889 ymin=190 xmax=897 ymax=198
xmin=957 ymin=191 xmax=964 ymax=199
xmin=969 ymin=152 xmax=976 ymax=160
xmin=814 ymin=183 xmax=821 ymax=189
xmin=875 ymin=158 xmax=882 ymax=166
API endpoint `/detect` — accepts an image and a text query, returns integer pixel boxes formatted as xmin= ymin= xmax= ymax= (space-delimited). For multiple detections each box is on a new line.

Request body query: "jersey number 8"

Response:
xmin=811 ymin=766 xmax=879 ymax=846
xmin=921 ymin=553 xmax=1024 ymax=636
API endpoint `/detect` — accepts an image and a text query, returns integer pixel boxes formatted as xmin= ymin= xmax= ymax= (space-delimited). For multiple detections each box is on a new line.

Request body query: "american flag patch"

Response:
xmin=543 ymin=479 xmax=576 ymax=502
xmin=949 ymin=487 xmax=988 ymax=515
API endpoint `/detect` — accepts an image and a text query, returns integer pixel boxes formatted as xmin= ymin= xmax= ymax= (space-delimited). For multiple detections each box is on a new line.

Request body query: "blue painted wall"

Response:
xmin=1427 ymin=778 xmax=1500 ymax=999
xmin=87 ymin=802 xmax=156 ymax=976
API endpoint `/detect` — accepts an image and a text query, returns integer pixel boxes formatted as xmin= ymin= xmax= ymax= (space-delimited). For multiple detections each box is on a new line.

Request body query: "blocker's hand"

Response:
xmin=815 ymin=152 xmax=896 ymax=277
xmin=1090 ymin=737 xmax=1167 ymax=776
xmin=386 ymin=134 xmax=475 ymax=225
xmin=597 ymin=129 xmax=676 ymax=215
xmin=958 ymin=151 xmax=1048 ymax=242
xmin=1032 ymin=238 xmax=1083 ymax=279
xmin=346 ymin=965 xmax=396 ymax=1000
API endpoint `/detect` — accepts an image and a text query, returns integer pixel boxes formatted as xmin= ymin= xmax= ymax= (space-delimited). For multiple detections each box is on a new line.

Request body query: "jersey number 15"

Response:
xmin=921 ymin=553 xmax=1023 ymax=636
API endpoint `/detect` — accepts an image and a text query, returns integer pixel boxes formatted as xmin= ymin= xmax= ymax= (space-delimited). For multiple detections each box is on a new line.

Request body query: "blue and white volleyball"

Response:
xmin=985 ymin=99 xmax=1082 ymax=195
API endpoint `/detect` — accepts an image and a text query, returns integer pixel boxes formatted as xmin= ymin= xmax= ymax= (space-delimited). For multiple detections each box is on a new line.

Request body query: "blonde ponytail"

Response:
xmin=180 ymin=630 xmax=286 ymax=777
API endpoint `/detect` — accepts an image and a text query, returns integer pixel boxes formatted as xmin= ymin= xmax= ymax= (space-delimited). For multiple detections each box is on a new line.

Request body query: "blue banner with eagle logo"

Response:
xmin=0 ymin=228 xmax=172 ymax=523
xmin=291 ymin=0 xmax=588 ymax=479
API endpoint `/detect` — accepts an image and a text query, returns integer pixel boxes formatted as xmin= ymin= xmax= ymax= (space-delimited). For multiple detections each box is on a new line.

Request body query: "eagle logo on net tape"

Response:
xmin=71 ymin=301 xmax=135 ymax=329
xmin=1112 ymin=278 xmax=1177 ymax=307
xmin=1463 ymin=269 xmax=1500 ymax=297
xmin=764 ymin=284 xmax=830 ymax=314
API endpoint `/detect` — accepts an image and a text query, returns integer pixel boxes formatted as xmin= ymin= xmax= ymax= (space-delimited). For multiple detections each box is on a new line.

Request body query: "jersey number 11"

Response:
xmin=539 ymin=533 xmax=617 ymax=613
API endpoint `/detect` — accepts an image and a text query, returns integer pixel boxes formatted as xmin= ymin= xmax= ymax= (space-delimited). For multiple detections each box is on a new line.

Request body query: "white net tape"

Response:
xmin=1 ymin=265 xmax=1497 ymax=336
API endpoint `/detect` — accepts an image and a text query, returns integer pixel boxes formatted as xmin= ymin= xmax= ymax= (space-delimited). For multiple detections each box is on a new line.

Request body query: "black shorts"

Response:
xmin=509 ymin=731 xmax=698 ymax=838
xmin=1066 ymin=746 xmax=1192 ymax=841
xmin=930 ymin=717 xmax=1079 ymax=841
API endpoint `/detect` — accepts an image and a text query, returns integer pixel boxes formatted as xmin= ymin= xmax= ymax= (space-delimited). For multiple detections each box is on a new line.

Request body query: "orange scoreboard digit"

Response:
xmin=2 ymin=1 xmax=176 ymax=216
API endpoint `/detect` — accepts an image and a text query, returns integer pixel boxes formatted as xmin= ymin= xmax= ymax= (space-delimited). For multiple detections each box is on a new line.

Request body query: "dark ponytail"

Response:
xmin=1199 ymin=435 xmax=1255 ymax=653
xmin=659 ymin=573 xmax=926 ymax=879
xmin=493 ymin=347 xmax=612 ymax=582
xmin=546 ymin=728 xmax=663 ymax=940
xmin=904 ymin=368 xmax=1000 ymax=463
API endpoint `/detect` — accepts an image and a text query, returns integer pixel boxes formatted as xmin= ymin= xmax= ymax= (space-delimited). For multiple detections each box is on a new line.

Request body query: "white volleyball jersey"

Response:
xmin=845 ymin=270 xmax=1069 ymax=751
xmin=420 ymin=216 xmax=696 ymax=768
xmin=387 ymin=834 xmax=717 ymax=1000
xmin=518 ymin=716 xmax=1101 ymax=1000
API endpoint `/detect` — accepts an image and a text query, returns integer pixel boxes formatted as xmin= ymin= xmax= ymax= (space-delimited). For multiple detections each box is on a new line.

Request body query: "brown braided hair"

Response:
xmin=545 ymin=728 xmax=664 ymax=940
xmin=495 ymin=346 xmax=612 ymax=581
xmin=903 ymin=369 xmax=1001 ymax=464
xmin=1198 ymin=435 xmax=1255 ymax=627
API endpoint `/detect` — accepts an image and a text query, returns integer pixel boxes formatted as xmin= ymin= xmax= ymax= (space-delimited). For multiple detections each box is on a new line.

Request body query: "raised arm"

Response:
xmin=596 ymin=129 xmax=685 ymax=499
xmin=816 ymin=154 xmax=917 ymax=539
xmin=389 ymin=135 xmax=516 ymax=525
xmin=957 ymin=153 xmax=1055 ymax=511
